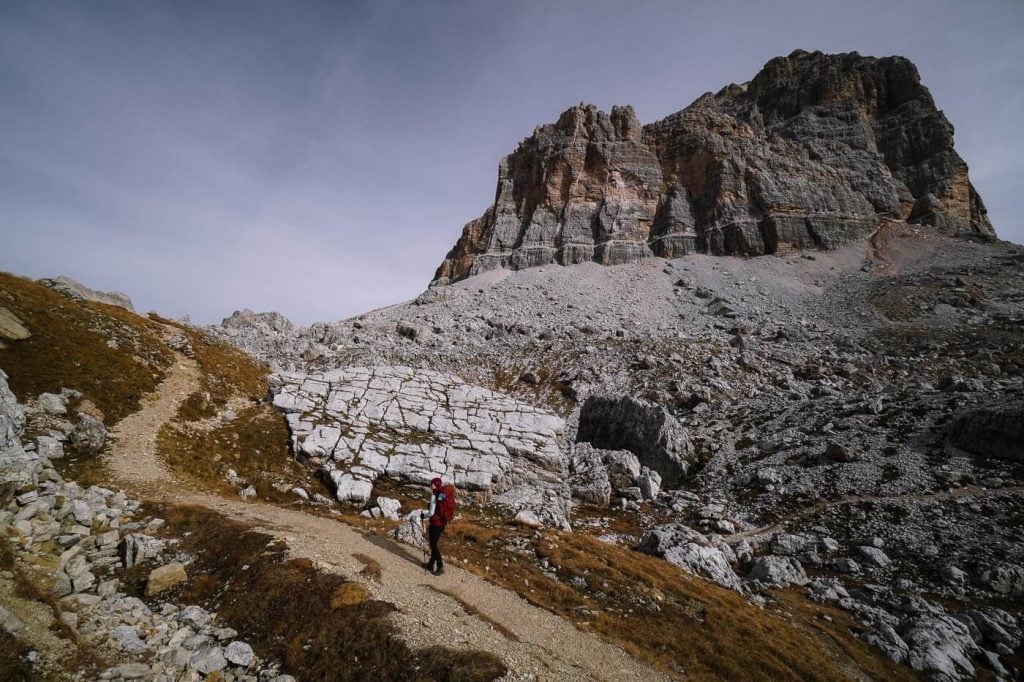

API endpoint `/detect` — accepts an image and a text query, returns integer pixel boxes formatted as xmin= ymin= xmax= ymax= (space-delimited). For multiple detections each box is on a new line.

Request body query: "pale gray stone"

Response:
xmin=858 ymin=546 xmax=892 ymax=568
xmin=375 ymin=497 xmax=401 ymax=520
xmin=747 ymin=556 xmax=810 ymax=587
xmin=112 ymin=624 xmax=147 ymax=653
xmin=190 ymin=647 xmax=228 ymax=675
xmin=224 ymin=640 xmax=255 ymax=667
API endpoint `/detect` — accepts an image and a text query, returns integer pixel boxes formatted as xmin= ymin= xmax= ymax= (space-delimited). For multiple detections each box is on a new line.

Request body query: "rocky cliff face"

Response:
xmin=433 ymin=50 xmax=994 ymax=284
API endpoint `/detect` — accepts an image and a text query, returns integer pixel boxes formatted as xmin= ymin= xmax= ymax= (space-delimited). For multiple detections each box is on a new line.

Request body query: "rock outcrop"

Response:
xmin=272 ymin=366 xmax=572 ymax=527
xmin=576 ymin=394 xmax=694 ymax=484
xmin=41 ymin=276 xmax=135 ymax=311
xmin=433 ymin=50 xmax=994 ymax=284
xmin=946 ymin=408 xmax=1023 ymax=461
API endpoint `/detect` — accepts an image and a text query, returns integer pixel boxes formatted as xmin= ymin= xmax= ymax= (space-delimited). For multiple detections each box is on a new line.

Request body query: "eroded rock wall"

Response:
xmin=433 ymin=50 xmax=994 ymax=284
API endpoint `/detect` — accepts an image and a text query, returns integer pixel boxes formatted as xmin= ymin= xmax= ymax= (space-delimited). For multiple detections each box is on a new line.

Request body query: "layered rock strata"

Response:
xmin=433 ymin=50 xmax=994 ymax=284
xmin=271 ymin=366 xmax=572 ymax=527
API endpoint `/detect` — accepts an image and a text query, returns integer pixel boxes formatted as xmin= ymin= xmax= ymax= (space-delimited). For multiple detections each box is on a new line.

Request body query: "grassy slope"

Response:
xmin=0 ymin=272 xmax=173 ymax=424
xmin=149 ymin=317 xmax=329 ymax=501
xmin=349 ymin=493 xmax=916 ymax=682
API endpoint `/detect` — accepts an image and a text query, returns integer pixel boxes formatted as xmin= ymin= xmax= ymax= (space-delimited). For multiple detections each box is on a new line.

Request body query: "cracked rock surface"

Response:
xmin=272 ymin=366 xmax=572 ymax=527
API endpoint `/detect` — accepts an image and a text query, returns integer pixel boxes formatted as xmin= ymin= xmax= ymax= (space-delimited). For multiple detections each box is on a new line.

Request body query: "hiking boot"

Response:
xmin=421 ymin=562 xmax=433 ymax=572
xmin=432 ymin=566 xmax=445 ymax=576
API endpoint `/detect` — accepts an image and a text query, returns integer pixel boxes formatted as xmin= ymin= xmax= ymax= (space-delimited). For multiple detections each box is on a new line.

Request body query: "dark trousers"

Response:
xmin=427 ymin=524 xmax=445 ymax=570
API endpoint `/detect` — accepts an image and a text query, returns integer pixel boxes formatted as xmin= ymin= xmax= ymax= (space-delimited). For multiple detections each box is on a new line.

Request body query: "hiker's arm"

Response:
xmin=426 ymin=494 xmax=436 ymax=518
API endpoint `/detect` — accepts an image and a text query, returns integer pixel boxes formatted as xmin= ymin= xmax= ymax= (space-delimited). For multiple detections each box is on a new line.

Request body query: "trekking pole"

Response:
xmin=420 ymin=516 xmax=429 ymax=566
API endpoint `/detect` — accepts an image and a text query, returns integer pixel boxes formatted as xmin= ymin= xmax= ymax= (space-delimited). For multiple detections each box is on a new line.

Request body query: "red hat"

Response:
xmin=431 ymin=477 xmax=442 ymax=488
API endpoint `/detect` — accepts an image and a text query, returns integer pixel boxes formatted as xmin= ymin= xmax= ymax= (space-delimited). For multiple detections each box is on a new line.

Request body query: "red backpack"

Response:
xmin=437 ymin=484 xmax=457 ymax=524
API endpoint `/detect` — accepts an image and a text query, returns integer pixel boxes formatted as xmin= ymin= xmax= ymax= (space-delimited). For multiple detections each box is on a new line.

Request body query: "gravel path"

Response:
xmin=107 ymin=354 xmax=202 ymax=492
xmin=104 ymin=344 xmax=671 ymax=681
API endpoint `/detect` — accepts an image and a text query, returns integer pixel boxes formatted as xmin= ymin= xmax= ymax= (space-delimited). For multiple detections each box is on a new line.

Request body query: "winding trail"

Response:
xmin=105 ymin=347 xmax=671 ymax=682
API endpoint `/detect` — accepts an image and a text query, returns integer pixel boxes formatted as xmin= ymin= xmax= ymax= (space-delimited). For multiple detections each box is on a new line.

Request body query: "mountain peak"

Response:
xmin=432 ymin=51 xmax=993 ymax=286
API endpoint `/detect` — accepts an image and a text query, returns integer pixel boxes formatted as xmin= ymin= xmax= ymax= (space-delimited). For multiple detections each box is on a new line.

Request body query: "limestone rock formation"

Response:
xmin=946 ymin=408 xmax=1023 ymax=461
xmin=41 ymin=276 xmax=135 ymax=311
xmin=576 ymin=394 xmax=694 ymax=485
xmin=433 ymin=51 xmax=994 ymax=284
xmin=0 ymin=307 xmax=30 ymax=344
xmin=272 ymin=365 xmax=572 ymax=527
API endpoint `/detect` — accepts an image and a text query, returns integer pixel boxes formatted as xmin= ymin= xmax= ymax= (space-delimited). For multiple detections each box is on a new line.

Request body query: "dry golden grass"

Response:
xmin=441 ymin=512 xmax=917 ymax=681
xmin=0 ymin=272 xmax=172 ymax=424
xmin=353 ymin=552 xmax=383 ymax=582
xmin=330 ymin=582 xmax=370 ymax=608
xmin=149 ymin=314 xmax=269 ymax=413
xmin=149 ymin=316 xmax=334 ymax=502
xmin=156 ymin=403 xmax=325 ymax=502
xmin=0 ymin=630 xmax=32 ymax=681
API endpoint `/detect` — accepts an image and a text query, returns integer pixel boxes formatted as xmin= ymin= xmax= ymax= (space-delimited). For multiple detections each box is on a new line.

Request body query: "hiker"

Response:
xmin=420 ymin=477 xmax=455 ymax=575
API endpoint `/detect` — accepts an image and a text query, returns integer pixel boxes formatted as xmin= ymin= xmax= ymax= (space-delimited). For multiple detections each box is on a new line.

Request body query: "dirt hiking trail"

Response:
xmin=105 ymin=348 xmax=672 ymax=681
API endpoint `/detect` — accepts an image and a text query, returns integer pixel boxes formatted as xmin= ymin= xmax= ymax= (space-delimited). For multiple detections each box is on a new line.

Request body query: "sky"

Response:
xmin=1 ymin=1 xmax=1021 ymax=324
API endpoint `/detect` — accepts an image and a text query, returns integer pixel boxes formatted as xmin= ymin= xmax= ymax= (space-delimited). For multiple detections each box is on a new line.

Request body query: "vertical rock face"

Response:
xmin=433 ymin=50 xmax=994 ymax=285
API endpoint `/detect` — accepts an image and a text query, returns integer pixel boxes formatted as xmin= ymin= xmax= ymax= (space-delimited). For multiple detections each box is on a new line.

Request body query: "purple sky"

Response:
xmin=1 ymin=1 xmax=1021 ymax=324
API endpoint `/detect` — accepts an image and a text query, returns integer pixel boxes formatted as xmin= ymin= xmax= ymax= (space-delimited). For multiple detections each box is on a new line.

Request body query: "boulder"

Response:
xmin=976 ymin=562 xmax=1024 ymax=596
xmin=178 ymin=605 xmax=212 ymax=629
xmin=0 ymin=604 xmax=25 ymax=634
xmin=393 ymin=510 xmax=429 ymax=551
xmin=577 ymin=394 xmax=693 ymax=484
xmin=567 ymin=443 xmax=611 ymax=506
xmin=375 ymin=497 xmax=402 ymax=520
xmin=514 ymin=509 xmax=543 ymax=528
xmin=862 ymin=625 xmax=909 ymax=663
xmin=770 ymin=533 xmax=809 ymax=556
xmin=35 ymin=436 xmax=64 ymax=460
xmin=746 ymin=556 xmax=810 ymax=587
xmin=190 ymin=647 xmax=228 ymax=675
xmin=328 ymin=471 xmax=373 ymax=505
xmin=637 ymin=523 xmax=741 ymax=591
xmin=111 ymin=624 xmax=147 ymax=653
xmin=946 ymin=408 xmax=1024 ymax=461
xmin=121 ymin=534 xmax=165 ymax=568
xmin=602 ymin=449 xmax=641 ymax=490
xmin=146 ymin=563 xmax=187 ymax=596
xmin=224 ymin=641 xmax=255 ymax=667
xmin=0 ymin=307 xmax=30 ymax=341
xmin=68 ymin=415 xmax=107 ymax=456
xmin=898 ymin=614 xmax=979 ymax=678
xmin=36 ymin=393 xmax=67 ymax=415
xmin=637 ymin=467 xmax=662 ymax=501
xmin=858 ymin=546 xmax=892 ymax=568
